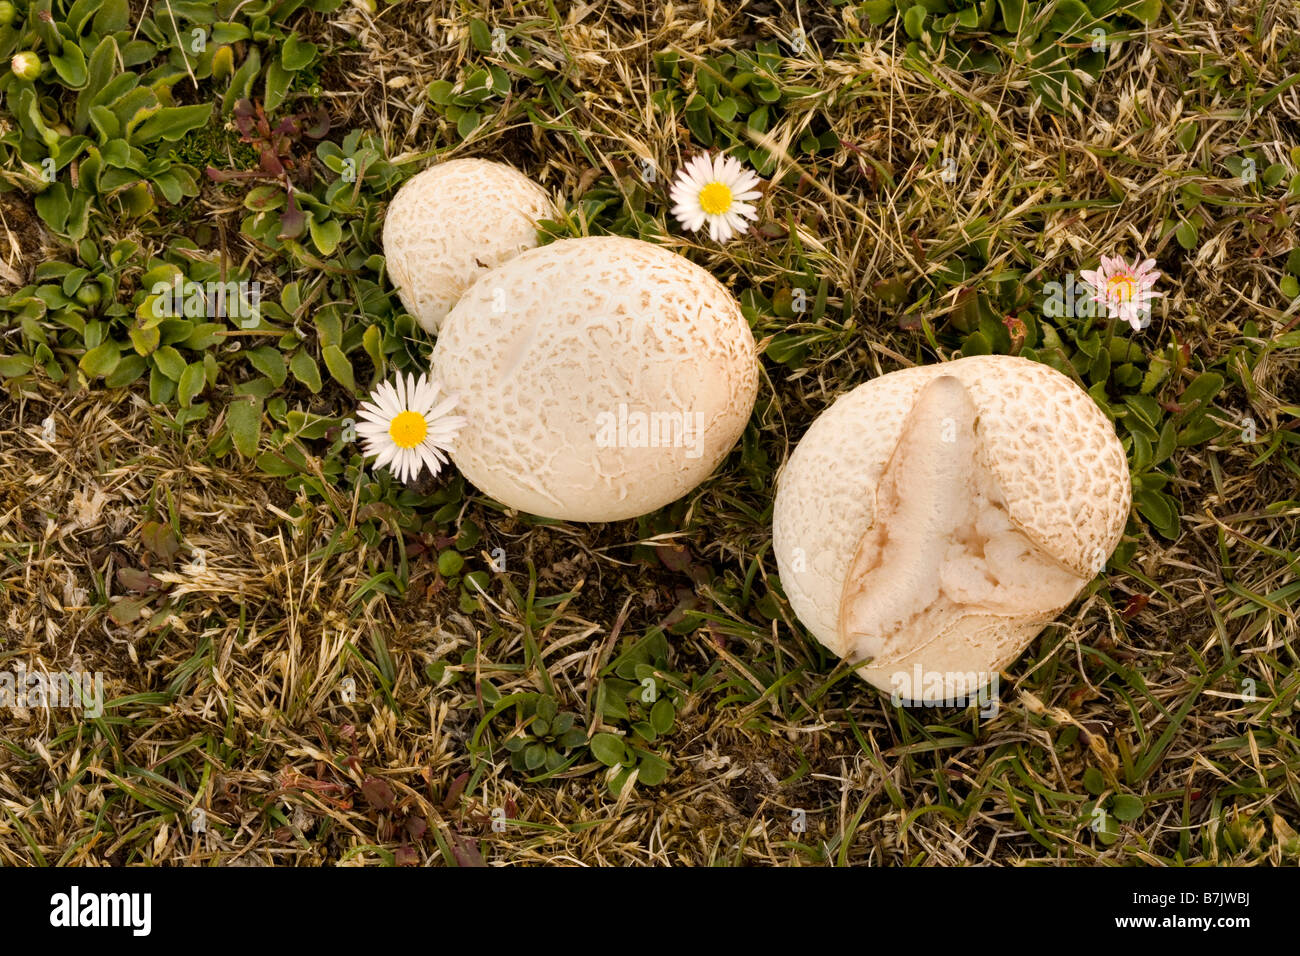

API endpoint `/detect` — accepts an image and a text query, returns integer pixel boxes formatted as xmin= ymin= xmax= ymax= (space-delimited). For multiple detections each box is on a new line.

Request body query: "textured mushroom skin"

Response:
xmin=382 ymin=158 xmax=555 ymax=334
xmin=772 ymin=356 xmax=1131 ymax=701
xmin=431 ymin=236 xmax=759 ymax=521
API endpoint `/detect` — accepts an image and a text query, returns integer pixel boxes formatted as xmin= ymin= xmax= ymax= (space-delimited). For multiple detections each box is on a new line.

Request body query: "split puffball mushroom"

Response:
xmin=382 ymin=158 xmax=556 ymax=333
xmin=431 ymin=235 xmax=758 ymax=521
xmin=772 ymin=355 xmax=1131 ymax=703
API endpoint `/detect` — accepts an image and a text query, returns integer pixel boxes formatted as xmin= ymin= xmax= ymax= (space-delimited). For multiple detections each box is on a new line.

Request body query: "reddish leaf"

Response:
xmin=361 ymin=775 xmax=395 ymax=811
xmin=233 ymin=99 xmax=258 ymax=139
xmin=405 ymin=814 xmax=427 ymax=841
xmin=206 ymin=165 xmax=255 ymax=183
xmin=450 ymin=832 xmax=486 ymax=868
xmin=117 ymin=567 xmax=159 ymax=592
xmin=657 ymin=544 xmax=693 ymax=573
xmin=278 ymin=193 xmax=306 ymax=240
xmin=1120 ymin=593 xmax=1150 ymax=621
xmin=302 ymin=107 xmax=330 ymax=139
xmin=442 ymin=771 xmax=469 ymax=810
xmin=260 ymin=147 xmax=285 ymax=177
xmin=395 ymin=844 xmax=419 ymax=866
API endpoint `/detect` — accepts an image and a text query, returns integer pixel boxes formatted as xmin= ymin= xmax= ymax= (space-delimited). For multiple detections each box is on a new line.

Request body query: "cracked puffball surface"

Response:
xmin=382 ymin=158 xmax=555 ymax=334
xmin=431 ymin=236 xmax=759 ymax=522
xmin=772 ymin=356 xmax=1131 ymax=704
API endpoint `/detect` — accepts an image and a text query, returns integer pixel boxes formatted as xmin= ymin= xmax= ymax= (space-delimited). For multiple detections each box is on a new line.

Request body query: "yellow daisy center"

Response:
xmin=1107 ymin=274 xmax=1137 ymax=302
xmin=698 ymin=181 xmax=733 ymax=216
xmin=388 ymin=410 xmax=428 ymax=449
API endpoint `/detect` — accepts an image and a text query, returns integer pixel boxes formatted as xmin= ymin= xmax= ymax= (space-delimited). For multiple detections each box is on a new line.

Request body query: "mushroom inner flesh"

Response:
xmin=837 ymin=375 xmax=1085 ymax=664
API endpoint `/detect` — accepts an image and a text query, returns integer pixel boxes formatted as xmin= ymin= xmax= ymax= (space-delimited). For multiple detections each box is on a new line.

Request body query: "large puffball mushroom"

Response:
xmin=382 ymin=158 xmax=555 ymax=334
xmin=431 ymin=235 xmax=758 ymax=521
xmin=772 ymin=355 xmax=1131 ymax=704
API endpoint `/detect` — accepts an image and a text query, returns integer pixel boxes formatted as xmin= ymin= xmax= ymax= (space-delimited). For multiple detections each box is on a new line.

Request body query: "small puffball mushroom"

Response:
xmin=382 ymin=158 xmax=555 ymax=333
xmin=431 ymin=235 xmax=758 ymax=521
xmin=772 ymin=355 xmax=1131 ymax=704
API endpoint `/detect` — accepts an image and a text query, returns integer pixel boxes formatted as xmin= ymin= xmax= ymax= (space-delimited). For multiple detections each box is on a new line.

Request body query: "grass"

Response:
xmin=0 ymin=0 xmax=1298 ymax=865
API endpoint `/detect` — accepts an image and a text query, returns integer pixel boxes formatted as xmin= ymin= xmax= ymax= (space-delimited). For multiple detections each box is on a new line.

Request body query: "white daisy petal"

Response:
xmin=670 ymin=152 xmax=765 ymax=245
xmin=354 ymin=371 xmax=465 ymax=484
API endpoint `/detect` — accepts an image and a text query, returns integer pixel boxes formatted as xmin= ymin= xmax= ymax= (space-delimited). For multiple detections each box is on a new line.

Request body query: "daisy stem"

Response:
xmin=1102 ymin=312 xmax=1117 ymax=358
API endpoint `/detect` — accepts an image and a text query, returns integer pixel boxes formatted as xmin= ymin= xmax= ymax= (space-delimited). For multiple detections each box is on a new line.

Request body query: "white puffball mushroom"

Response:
xmin=382 ymin=158 xmax=555 ymax=334
xmin=772 ymin=355 xmax=1131 ymax=704
xmin=431 ymin=235 xmax=759 ymax=521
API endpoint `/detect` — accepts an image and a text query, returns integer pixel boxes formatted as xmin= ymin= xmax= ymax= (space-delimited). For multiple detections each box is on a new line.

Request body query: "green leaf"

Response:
xmin=1174 ymin=220 xmax=1198 ymax=250
xmin=105 ymin=354 xmax=147 ymax=387
xmin=1176 ymin=417 xmax=1221 ymax=447
xmin=35 ymin=184 xmax=72 ymax=235
xmin=1176 ymin=372 xmax=1223 ymax=416
xmin=362 ymin=324 xmax=384 ymax=377
xmin=256 ymin=451 xmax=299 ymax=476
xmin=50 ymin=40 xmax=88 ymax=88
xmin=860 ymin=0 xmax=895 ymax=25
xmin=590 ymin=733 xmax=626 ymax=767
xmin=1083 ymin=767 xmax=1105 ymax=796
xmin=222 ymin=45 xmax=260 ymax=114
xmin=289 ymin=348 xmax=322 ymax=393
xmin=226 ymin=395 xmax=262 ymax=457
xmin=427 ymin=79 xmax=455 ymax=105
xmin=1000 ymin=0 xmax=1028 ymax=32
xmin=903 ymin=4 xmax=928 ymax=38
xmin=456 ymin=110 xmax=481 ymax=140
xmin=536 ymin=696 xmax=558 ymax=723
xmin=245 ymin=345 xmax=287 ymax=387
xmin=150 ymin=366 xmax=176 ymax=404
xmin=961 ymin=330 xmax=993 ymax=356
xmin=468 ymin=18 xmax=493 ymax=53
xmin=1111 ymin=793 xmax=1143 ymax=822
xmin=132 ymin=104 xmax=214 ymax=144
xmin=634 ymin=751 xmax=671 ymax=786
xmin=177 ymin=361 xmax=206 ymax=407
xmin=280 ymin=34 xmax=318 ymax=71
xmin=1135 ymin=489 xmax=1179 ymax=538
xmin=650 ymin=698 xmax=675 ymax=735
xmin=0 ymin=354 xmax=34 ymax=377
xmin=523 ymin=743 xmax=546 ymax=770
xmin=264 ymin=60 xmax=293 ymax=113
xmin=321 ymin=344 xmax=355 ymax=392
xmin=309 ymin=216 xmax=343 ymax=256
xmin=79 ymin=341 xmax=120 ymax=379
xmin=93 ymin=0 xmax=131 ymax=33
xmin=1153 ymin=420 xmax=1177 ymax=464
xmin=152 ymin=345 xmax=186 ymax=381
xmin=1124 ymin=0 xmax=1161 ymax=24
xmin=1048 ymin=0 xmax=1092 ymax=34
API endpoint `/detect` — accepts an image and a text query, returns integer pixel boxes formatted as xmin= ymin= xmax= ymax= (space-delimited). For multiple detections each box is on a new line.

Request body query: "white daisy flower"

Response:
xmin=1079 ymin=255 xmax=1163 ymax=331
xmin=669 ymin=152 xmax=763 ymax=243
xmin=355 ymin=372 xmax=466 ymax=484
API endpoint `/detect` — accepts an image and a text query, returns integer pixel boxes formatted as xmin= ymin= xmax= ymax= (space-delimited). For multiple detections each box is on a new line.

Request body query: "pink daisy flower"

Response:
xmin=1079 ymin=255 xmax=1163 ymax=331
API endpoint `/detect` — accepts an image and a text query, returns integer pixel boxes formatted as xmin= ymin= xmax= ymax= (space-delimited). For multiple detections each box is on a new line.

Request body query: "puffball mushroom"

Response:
xmin=430 ymin=235 xmax=758 ymax=521
xmin=382 ymin=158 xmax=555 ymax=334
xmin=772 ymin=355 xmax=1131 ymax=704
